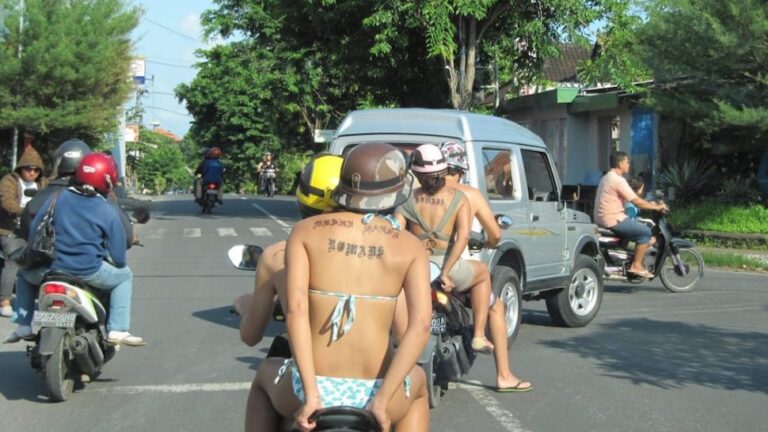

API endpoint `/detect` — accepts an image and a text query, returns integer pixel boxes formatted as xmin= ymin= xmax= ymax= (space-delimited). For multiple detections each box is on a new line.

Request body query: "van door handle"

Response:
xmin=531 ymin=215 xmax=540 ymax=222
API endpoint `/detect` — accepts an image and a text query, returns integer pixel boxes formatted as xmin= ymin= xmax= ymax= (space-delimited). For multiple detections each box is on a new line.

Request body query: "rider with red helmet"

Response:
xmin=194 ymin=147 xmax=225 ymax=204
xmin=29 ymin=153 xmax=144 ymax=346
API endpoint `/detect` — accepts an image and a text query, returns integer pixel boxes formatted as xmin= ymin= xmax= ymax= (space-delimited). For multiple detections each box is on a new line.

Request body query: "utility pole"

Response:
xmin=10 ymin=0 xmax=24 ymax=170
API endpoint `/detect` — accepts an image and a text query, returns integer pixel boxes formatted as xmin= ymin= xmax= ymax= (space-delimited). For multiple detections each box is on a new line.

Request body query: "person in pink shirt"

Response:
xmin=594 ymin=152 xmax=667 ymax=278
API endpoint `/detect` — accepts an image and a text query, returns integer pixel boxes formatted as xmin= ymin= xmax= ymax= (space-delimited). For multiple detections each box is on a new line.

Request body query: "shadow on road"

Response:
xmin=0 ymin=351 xmax=49 ymax=402
xmin=543 ymin=318 xmax=768 ymax=394
xmin=192 ymin=305 xmax=285 ymax=339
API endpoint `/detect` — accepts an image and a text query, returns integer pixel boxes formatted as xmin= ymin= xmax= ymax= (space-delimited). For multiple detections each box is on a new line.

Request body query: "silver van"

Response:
xmin=328 ymin=108 xmax=603 ymax=341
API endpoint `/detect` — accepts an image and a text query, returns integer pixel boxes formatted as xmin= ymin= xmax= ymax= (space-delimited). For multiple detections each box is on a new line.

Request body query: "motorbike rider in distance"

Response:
xmin=440 ymin=140 xmax=532 ymax=392
xmin=234 ymin=153 xmax=343 ymax=432
xmin=32 ymin=153 xmax=144 ymax=346
xmin=594 ymin=151 xmax=667 ymax=279
xmin=395 ymin=143 xmax=494 ymax=354
xmin=194 ymin=147 xmax=224 ymax=204
xmin=257 ymin=151 xmax=278 ymax=195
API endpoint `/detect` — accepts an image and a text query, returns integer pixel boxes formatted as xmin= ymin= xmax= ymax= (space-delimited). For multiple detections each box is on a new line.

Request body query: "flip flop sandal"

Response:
xmin=627 ymin=269 xmax=654 ymax=279
xmin=496 ymin=381 xmax=533 ymax=393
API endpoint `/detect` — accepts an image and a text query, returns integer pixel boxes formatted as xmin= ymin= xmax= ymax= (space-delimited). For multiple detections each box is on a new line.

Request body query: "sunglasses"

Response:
xmin=22 ymin=167 xmax=41 ymax=173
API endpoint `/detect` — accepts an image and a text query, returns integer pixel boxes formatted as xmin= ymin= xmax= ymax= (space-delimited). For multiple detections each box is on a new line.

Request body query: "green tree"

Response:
xmin=0 ymin=0 xmax=140 ymax=152
xmin=129 ymin=128 xmax=190 ymax=194
xmin=635 ymin=0 xmax=768 ymax=153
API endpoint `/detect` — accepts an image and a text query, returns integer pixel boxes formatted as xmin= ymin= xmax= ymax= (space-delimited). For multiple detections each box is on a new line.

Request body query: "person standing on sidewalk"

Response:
xmin=0 ymin=147 xmax=47 ymax=317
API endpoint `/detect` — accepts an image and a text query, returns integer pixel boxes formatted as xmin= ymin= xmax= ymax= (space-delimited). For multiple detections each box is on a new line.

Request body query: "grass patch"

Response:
xmin=670 ymin=200 xmax=768 ymax=234
xmin=700 ymin=251 xmax=768 ymax=272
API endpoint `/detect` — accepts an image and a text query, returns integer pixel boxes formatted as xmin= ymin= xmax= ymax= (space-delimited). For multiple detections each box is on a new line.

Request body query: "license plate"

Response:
xmin=206 ymin=190 xmax=218 ymax=194
xmin=431 ymin=314 xmax=446 ymax=334
xmin=33 ymin=311 xmax=77 ymax=328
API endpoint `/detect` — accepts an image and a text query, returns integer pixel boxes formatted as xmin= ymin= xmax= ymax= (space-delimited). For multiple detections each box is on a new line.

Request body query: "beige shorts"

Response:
xmin=429 ymin=253 xmax=475 ymax=292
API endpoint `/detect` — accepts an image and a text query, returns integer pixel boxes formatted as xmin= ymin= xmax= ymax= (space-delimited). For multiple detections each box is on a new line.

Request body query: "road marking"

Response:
xmin=252 ymin=203 xmax=292 ymax=230
xmin=183 ymin=228 xmax=201 ymax=238
xmin=459 ymin=380 xmax=531 ymax=432
xmin=145 ymin=228 xmax=166 ymax=239
xmin=250 ymin=227 xmax=273 ymax=236
xmin=86 ymin=382 xmax=252 ymax=395
xmin=217 ymin=227 xmax=238 ymax=237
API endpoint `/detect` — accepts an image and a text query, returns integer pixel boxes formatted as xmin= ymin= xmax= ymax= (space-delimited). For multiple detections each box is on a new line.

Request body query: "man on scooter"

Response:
xmin=594 ymin=151 xmax=667 ymax=279
xmin=31 ymin=153 xmax=143 ymax=346
xmin=5 ymin=140 xmax=138 ymax=343
xmin=194 ymin=147 xmax=224 ymax=204
xmin=440 ymin=141 xmax=532 ymax=392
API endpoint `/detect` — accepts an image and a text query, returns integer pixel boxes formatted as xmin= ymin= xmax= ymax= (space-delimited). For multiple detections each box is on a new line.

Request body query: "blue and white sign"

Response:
xmin=129 ymin=57 xmax=146 ymax=85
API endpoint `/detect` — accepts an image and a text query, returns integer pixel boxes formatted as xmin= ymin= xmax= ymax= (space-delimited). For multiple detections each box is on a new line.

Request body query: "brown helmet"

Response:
xmin=333 ymin=143 xmax=413 ymax=212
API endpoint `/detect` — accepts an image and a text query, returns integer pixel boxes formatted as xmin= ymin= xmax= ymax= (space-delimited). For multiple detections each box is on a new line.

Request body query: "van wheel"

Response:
xmin=491 ymin=266 xmax=522 ymax=345
xmin=546 ymin=255 xmax=603 ymax=327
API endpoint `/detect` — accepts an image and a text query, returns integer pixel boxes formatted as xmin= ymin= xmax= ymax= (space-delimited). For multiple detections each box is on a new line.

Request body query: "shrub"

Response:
xmin=276 ymin=150 xmax=313 ymax=195
xmin=670 ymin=200 xmax=768 ymax=234
xmin=657 ymin=159 xmax=717 ymax=204
xmin=716 ymin=177 xmax=762 ymax=206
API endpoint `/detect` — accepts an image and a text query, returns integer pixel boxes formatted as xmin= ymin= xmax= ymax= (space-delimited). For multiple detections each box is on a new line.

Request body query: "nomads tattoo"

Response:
xmin=415 ymin=195 xmax=445 ymax=206
xmin=327 ymin=238 xmax=384 ymax=259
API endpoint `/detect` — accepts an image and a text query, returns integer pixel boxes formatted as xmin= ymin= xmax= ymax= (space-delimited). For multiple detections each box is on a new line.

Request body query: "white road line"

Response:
xmin=183 ymin=228 xmax=201 ymax=238
xmin=217 ymin=227 xmax=238 ymax=237
xmin=85 ymin=382 xmax=252 ymax=395
xmin=459 ymin=381 xmax=531 ymax=432
xmin=252 ymin=203 xmax=292 ymax=229
xmin=250 ymin=227 xmax=273 ymax=236
xmin=145 ymin=228 xmax=166 ymax=239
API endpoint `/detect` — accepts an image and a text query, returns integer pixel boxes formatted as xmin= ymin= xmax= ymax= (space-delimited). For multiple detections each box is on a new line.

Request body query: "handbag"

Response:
xmin=17 ymin=193 xmax=60 ymax=269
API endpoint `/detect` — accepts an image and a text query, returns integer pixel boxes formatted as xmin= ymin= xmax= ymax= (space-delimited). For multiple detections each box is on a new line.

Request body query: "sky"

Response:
xmin=130 ymin=0 xmax=217 ymax=138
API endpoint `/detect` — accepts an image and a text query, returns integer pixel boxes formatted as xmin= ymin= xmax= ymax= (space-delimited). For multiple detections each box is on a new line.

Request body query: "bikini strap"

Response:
xmin=361 ymin=212 xmax=402 ymax=230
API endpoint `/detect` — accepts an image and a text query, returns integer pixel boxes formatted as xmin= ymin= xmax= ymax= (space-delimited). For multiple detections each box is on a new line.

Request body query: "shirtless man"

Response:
xmin=441 ymin=141 xmax=532 ymax=392
xmin=233 ymin=154 xmax=343 ymax=431
xmin=251 ymin=143 xmax=431 ymax=432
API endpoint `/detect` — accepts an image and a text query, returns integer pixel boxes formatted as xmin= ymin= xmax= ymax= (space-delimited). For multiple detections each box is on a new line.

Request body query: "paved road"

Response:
xmin=1 ymin=195 xmax=766 ymax=431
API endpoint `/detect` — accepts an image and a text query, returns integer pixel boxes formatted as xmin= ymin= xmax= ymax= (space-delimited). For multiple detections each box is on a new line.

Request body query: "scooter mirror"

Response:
xmin=428 ymin=261 xmax=441 ymax=282
xmin=495 ymin=214 xmax=513 ymax=230
xmin=227 ymin=245 xmax=264 ymax=270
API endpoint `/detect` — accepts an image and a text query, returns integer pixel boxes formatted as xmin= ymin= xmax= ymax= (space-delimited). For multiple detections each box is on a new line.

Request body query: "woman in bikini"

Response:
xmin=395 ymin=143 xmax=494 ymax=354
xmin=251 ymin=143 xmax=432 ymax=432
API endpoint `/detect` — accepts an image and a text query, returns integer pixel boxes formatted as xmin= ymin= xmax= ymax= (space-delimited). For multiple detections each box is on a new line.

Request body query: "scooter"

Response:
xmin=200 ymin=182 xmax=220 ymax=214
xmin=599 ymin=204 xmax=704 ymax=293
xmin=227 ymin=245 xmax=379 ymax=431
xmin=262 ymin=167 xmax=278 ymax=198
xmin=25 ymin=204 xmax=150 ymax=402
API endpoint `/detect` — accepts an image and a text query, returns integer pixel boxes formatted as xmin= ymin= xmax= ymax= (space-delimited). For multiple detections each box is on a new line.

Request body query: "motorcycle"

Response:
xmin=262 ymin=167 xmax=278 ymax=198
xmin=598 ymin=205 xmax=704 ymax=293
xmin=227 ymin=245 xmax=380 ymax=431
xmin=26 ymin=205 xmax=150 ymax=402
xmin=200 ymin=182 xmax=220 ymax=214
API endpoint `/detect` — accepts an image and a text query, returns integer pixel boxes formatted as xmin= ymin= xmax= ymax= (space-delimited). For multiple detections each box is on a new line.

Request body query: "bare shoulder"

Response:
xmin=262 ymin=241 xmax=287 ymax=271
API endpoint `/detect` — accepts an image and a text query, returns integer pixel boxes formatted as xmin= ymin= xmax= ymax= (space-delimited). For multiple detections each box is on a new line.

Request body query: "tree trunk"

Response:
xmin=446 ymin=16 xmax=479 ymax=110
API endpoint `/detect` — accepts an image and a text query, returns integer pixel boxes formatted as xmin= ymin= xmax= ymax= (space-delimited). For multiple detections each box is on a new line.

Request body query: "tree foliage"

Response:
xmin=0 ymin=0 xmax=140 ymax=150
xmin=637 ymin=0 xmax=768 ymax=152
xmin=128 ymin=128 xmax=190 ymax=194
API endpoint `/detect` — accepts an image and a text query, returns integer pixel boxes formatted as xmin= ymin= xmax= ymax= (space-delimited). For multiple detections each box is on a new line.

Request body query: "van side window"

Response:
xmin=521 ymin=150 xmax=557 ymax=202
xmin=482 ymin=149 xmax=514 ymax=200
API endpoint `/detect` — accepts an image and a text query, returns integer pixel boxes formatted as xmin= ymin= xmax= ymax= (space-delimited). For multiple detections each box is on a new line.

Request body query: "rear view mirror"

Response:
xmin=495 ymin=214 xmax=513 ymax=230
xmin=227 ymin=245 xmax=264 ymax=270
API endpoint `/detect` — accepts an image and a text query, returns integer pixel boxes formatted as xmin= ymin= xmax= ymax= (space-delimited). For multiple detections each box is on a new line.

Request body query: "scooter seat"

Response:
xmin=42 ymin=270 xmax=89 ymax=289
xmin=597 ymin=227 xmax=615 ymax=236
xmin=310 ymin=407 xmax=380 ymax=432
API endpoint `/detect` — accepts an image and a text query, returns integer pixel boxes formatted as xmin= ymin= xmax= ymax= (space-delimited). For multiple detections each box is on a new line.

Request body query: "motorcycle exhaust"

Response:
xmin=83 ymin=331 xmax=105 ymax=366
xmin=72 ymin=335 xmax=100 ymax=376
xmin=437 ymin=343 xmax=462 ymax=380
xmin=454 ymin=338 xmax=472 ymax=374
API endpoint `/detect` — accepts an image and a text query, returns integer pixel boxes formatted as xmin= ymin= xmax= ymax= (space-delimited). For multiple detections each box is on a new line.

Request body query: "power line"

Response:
xmin=147 ymin=59 xmax=194 ymax=69
xmin=152 ymin=90 xmax=178 ymax=96
xmin=144 ymin=17 xmax=201 ymax=43
xmin=153 ymin=106 xmax=192 ymax=118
